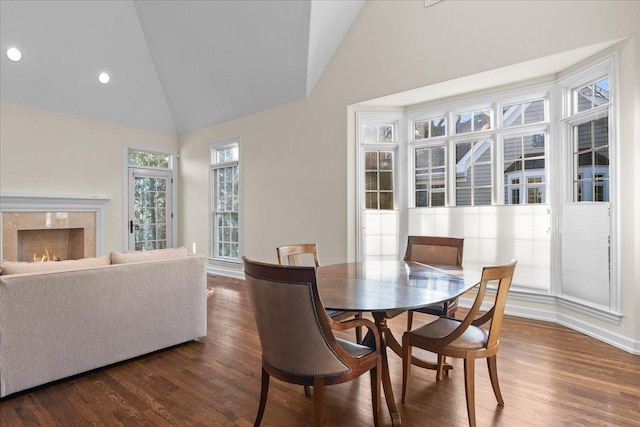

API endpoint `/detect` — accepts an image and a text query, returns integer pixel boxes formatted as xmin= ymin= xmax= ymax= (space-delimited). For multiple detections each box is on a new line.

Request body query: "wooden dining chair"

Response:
xmin=404 ymin=236 xmax=464 ymax=330
xmin=243 ymin=257 xmax=381 ymax=427
xmin=401 ymin=261 xmax=517 ymax=427
xmin=277 ymin=244 xmax=363 ymax=343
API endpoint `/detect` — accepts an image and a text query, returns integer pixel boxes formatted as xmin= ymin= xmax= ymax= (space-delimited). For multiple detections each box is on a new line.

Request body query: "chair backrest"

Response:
xmin=448 ymin=261 xmax=517 ymax=349
xmin=242 ymin=257 xmax=352 ymax=377
xmin=404 ymin=236 xmax=464 ymax=267
xmin=276 ymin=243 xmax=320 ymax=267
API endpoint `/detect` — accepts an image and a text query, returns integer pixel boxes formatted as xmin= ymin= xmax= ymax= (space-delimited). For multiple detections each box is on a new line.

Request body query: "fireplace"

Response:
xmin=1 ymin=194 xmax=108 ymax=262
xmin=18 ymin=228 xmax=85 ymax=261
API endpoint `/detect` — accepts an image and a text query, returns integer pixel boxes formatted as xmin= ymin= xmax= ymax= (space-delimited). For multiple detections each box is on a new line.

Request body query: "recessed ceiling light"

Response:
xmin=6 ymin=47 xmax=22 ymax=62
xmin=97 ymin=72 xmax=110 ymax=85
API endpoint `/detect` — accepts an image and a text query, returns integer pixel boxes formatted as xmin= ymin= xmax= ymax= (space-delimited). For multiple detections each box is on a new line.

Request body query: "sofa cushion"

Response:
xmin=0 ymin=256 xmax=111 ymax=275
xmin=110 ymin=247 xmax=188 ymax=264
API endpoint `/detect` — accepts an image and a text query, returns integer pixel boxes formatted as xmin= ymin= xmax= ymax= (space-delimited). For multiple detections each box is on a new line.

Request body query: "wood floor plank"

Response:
xmin=0 ymin=274 xmax=638 ymax=426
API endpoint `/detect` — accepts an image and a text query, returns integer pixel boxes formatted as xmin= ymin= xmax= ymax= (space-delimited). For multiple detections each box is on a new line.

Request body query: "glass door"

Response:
xmin=128 ymin=168 xmax=173 ymax=251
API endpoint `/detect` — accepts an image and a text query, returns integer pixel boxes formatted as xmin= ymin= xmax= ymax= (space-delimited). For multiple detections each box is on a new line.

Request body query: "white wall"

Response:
xmin=0 ymin=102 xmax=179 ymax=253
xmin=179 ymin=1 xmax=640 ymax=352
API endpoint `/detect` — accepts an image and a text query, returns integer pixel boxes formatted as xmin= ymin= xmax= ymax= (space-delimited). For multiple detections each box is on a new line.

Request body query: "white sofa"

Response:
xmin=0 ymin=249 xmax=207 ymax=397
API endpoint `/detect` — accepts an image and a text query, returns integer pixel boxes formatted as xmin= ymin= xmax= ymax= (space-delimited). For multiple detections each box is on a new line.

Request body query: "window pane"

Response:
xmin=474 ymin=110 xmax=491 ymax=131
xmin=415 ymin=148 xmax=429 ymax=168
xmin=456 ymin=170 xmax=471 ymax=188
xmin=366 ymin=192 xmax=378 ymax=209
xmin=431 ymin=168 xmax=445 ymax=187
xmin=577 ymin=85 xmax=593 ymax=112
xmin=431 ymin=118 xmax=446 ymax=137
xmin=364 ymin=125 xmax=378 ymax=142
xmin=379 ymin=125 xmax=393 ymax=142
xmin=456 ymin=142 xmax=472 ymax=164
xmin=415 ymin=121 xmax=429 ymax=139
xmin=594 ymin=117 xmax=608 ymax=147
xmin=473 ymin=140 xmax=492 ymax=163
xmin=379 ymin=192 xmax=394 ymax=210
xmin=379 ymin=172 xmax=393 ymax=191
xmin=594 ymin=147 xmax=609 ymax=167
xmin=577 ymin=122 xmax=593 ymax=151
xmin=379 ymin=152 xmax=393 ymax=170
xmin=415 ymin=171 xmax=428 ymax=190
xmin=431 ymin=192 xmax=445 ymax=207
xmin=527 ymin=187 xmax=543 ymax=204
xmin=456 ymin=112 xmax=472 ymax=134
xmin=594 ymin=78 xmax=609 ymax=105
xmin=503 ymin=137 xmax=522 ymax=162
xmin=575 ymin=180 xmax=587 ymax=202
xmin=216 ymin=147 xmax=237 ymax=163
xmin=128 ymin=150 xmax=171 ymax=169
xmin=594 ymin=180 xmax=608 ymax=202
xmin=365 ymin=152 xmax=378 ymax=170
xmin=505 ymin=186 xmax=521 ymax=204
xmin=456 ymin=188 xmax=472 ymax=206
xmin=502 ymin=104 xmax=522 ymax=127
xmin=432 ymin=146 xmax=445 ymax=166
xmin=474 ymin=187 xmax=492 ymax=205
xmin=366 ymin=172 xmax=378 ymax=191
xmin=474 ymin=163 xmax=492 ymax=186
xmin=577 ymin=152 xmax=592 ymax=169
xmin=416 ymin=191 xmax=429 ymax=207
xmin=523 ymin=100 xmax=544 ymax=124
xmin=525 ymin=133 xmax=545 ymax=154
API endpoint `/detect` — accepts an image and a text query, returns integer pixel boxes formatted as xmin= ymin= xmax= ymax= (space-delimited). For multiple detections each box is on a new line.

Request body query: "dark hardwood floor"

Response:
xmin=1 ymin=275 xmax=639 ymax=426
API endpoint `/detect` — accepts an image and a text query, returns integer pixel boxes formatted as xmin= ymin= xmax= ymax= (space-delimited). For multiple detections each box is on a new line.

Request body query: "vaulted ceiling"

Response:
xmin=0 ymin=0 xmax=364 ymax=135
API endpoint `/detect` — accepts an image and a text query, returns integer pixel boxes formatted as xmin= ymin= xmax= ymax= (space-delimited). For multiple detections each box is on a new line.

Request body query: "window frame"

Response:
xmin=498 ymin=127 xmax=548 ymax=205
xmin=407 ymin=85 xmax=550 ymax=208
xmin=555 ymin=52 xmax=618 ymax=315
xmin=412 ymin=144 xmax=448 ymax=208
xmin=209 ymin=138 xmax=241 ymax=264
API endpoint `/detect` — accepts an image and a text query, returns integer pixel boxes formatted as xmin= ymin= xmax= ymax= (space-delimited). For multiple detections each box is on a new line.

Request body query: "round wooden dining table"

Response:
xmin=316 ymin=260 xmax=481 ymax=426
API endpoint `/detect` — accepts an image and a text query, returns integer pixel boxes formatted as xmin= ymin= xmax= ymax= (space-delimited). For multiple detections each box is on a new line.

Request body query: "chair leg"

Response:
xmin=370 ymin=359 xmax=381 ymax=427
xmin=463 ymin=357 xmax=477 ymax=427
xmin=254 ymin=367 xmax=270 ymax=427
xmin=355 ymin=313 xmax=363 ymax=343
xmin=487 ymin=355 xmax=504 ymax=406
xmin=406 ymin=310 xmax=414 ymax=331
xmin=436 ymin=354 xmax=445 ymax=380
xmin=313 ymin=377 xmax=324 ymax=427
xmin=401 ymin=333 xmax=412 ymax=403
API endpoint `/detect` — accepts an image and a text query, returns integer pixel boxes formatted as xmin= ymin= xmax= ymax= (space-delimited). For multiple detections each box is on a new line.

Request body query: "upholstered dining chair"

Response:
xmin=243 ymin=257 xmax=381 ymax=427
xmin=277 ymin=244 xmax=363 ymax=343
xmin=401 ymin=261 xmax=517 ymax=427
xmin=404 ymin=236 xmax=464 ymax=330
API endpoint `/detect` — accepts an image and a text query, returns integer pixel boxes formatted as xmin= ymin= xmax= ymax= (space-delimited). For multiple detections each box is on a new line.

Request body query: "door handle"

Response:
xmin=130 ymin=220 xmax=134 ymax=234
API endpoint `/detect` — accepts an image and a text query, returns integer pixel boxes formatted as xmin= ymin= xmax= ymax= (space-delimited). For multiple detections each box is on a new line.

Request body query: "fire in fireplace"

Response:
xmin=17 ymin=228 xmax=85 ymax=262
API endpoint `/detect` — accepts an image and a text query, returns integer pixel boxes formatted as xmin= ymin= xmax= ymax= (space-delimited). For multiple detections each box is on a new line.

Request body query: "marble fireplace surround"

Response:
xmin=0 ymin=194 xmax=109 ymax=261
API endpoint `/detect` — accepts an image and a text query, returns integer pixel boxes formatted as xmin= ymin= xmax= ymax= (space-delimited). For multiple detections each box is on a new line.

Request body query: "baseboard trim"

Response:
xmin=459 ymin=296 xmax=639 ymax=355
xmin=209 ymin=264 xmax=638 ymax=355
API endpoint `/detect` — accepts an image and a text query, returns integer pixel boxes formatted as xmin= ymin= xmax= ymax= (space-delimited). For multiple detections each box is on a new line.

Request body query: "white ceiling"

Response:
xmin=0 ymin=0 xmax=364 ymax=135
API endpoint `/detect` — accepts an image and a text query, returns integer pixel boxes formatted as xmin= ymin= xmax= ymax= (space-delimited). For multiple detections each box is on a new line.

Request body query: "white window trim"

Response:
xmin=121 ymin=144 xmax=178 ymax=252
xmin=407 ymin=84 xmax=552 ymax=208
xmin=496 ymin=125 xmax=549 ymax=206
xmin=355 ymin=113 xmax=405 ymax=261
xmin=209 ymin=138 xmax=242 ymax=265
xmin=556 ymin=53 xmax=619 ymax=316
xmin=359 ymin=55 xmax=622 ymax=323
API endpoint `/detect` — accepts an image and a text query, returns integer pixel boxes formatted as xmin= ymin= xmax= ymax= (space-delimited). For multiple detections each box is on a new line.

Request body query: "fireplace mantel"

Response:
xmin=0 ymin=194 xmax=109 ymax=210
xmin=0 ymin=194 xmax=110 ymax=260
